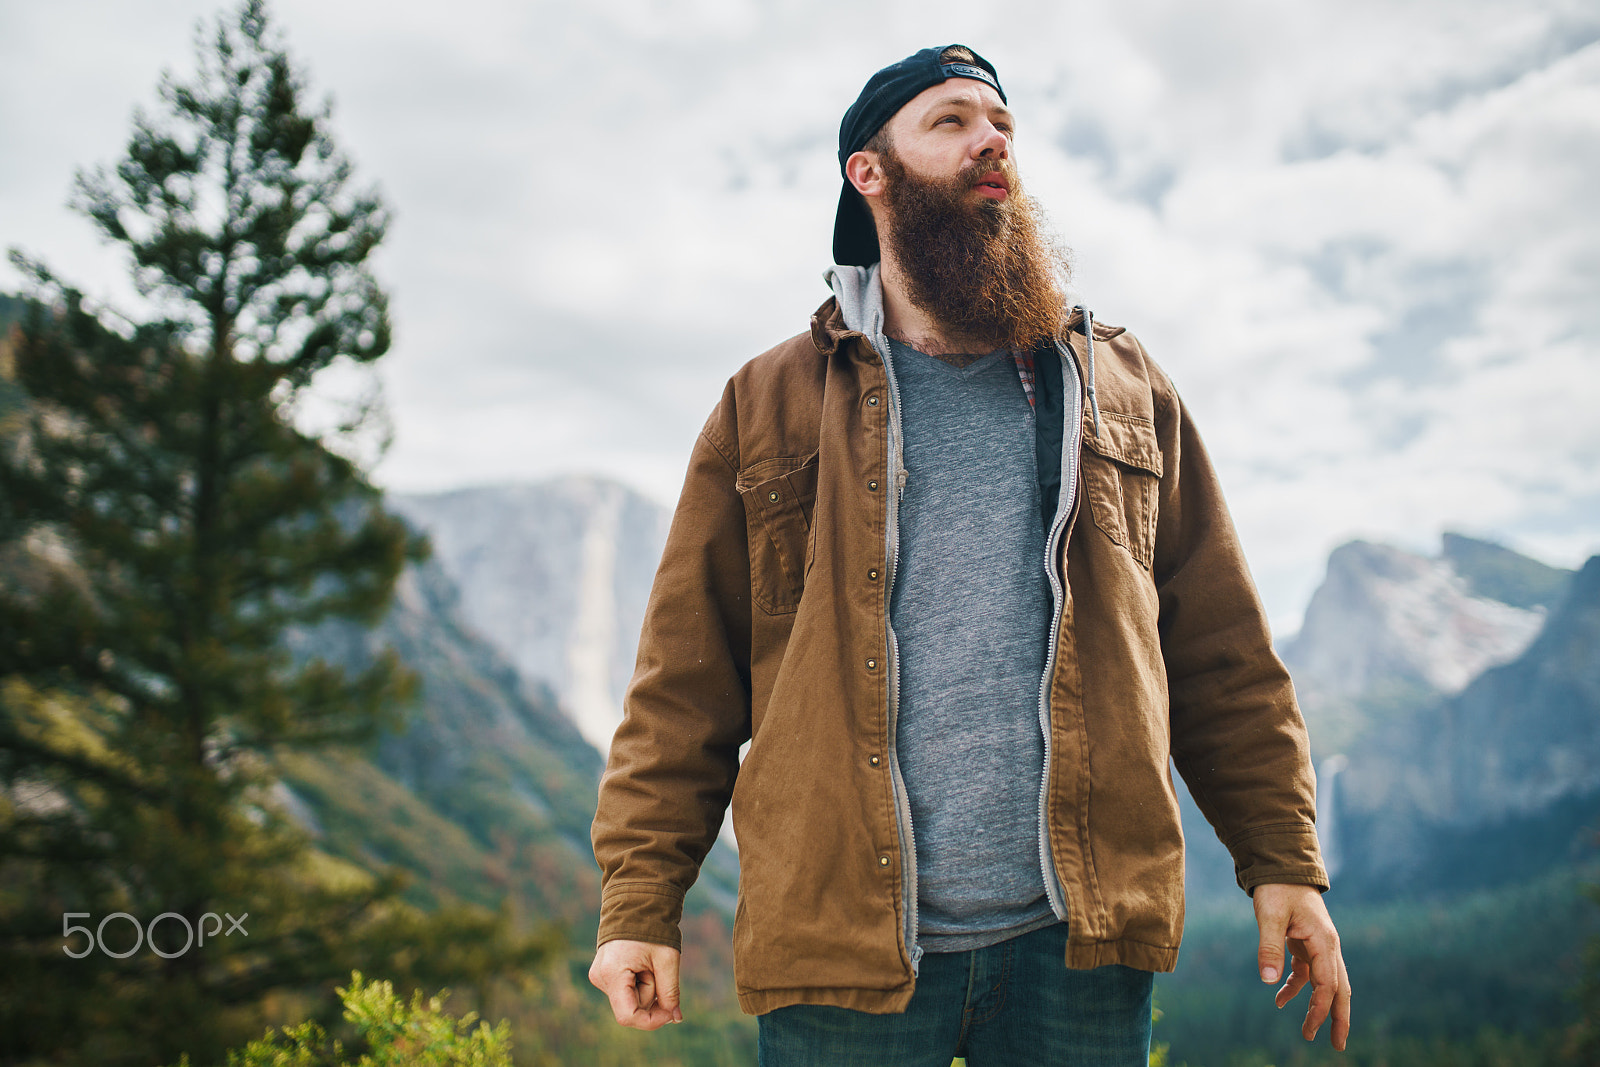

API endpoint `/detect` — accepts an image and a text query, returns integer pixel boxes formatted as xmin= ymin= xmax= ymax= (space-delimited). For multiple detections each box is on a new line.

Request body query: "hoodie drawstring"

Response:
xmin=1077 ymin=305 xmax=1102 ymax=440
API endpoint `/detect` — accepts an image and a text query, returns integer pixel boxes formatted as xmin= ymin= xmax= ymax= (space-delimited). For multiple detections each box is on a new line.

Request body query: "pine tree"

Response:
xmin=0 ymin=4 xmax=545 ymax=1063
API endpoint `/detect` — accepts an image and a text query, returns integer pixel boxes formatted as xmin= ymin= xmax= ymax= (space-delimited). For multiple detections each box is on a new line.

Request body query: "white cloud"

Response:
xmin=2 ymin=0 xmax=1596 ymax=630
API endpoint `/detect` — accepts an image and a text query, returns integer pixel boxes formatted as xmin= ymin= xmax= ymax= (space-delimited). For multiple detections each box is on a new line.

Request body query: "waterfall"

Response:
xmin=566 ymin=483 xmax=625 ymax=754
xmin=1317 ymin=753 xmax=1349 ymax=881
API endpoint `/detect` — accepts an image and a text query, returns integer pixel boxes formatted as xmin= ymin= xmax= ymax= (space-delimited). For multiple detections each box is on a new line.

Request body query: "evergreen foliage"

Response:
xmin=1155 ymin=865 xmax=1600 ymax=1066
xmin=166 ymin=972 xmax=513 ymax=1067
xmin=0 ymin=3 xmax=550 ymax=1064
xmin=0 ymin=295 xmax=29 ymax=419
xmin=0 ymin=293 xmax=28 ymax=333
xmin=70 ymin=0 xmax=390 ymax=391
xmin=1569 ymin=880 xmax=1600 ymax=1064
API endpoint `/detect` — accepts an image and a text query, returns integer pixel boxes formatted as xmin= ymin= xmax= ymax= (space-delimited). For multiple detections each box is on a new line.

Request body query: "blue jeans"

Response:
xmin=757 ymin=923 xmax=1153 ymax=1066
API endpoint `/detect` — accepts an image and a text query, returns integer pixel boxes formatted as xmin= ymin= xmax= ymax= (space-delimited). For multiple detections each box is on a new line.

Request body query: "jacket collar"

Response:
xmin=809 ymin=297 xmax=856 ymax=358
xmin=812 ymin=264 xmax=1125 ymax=359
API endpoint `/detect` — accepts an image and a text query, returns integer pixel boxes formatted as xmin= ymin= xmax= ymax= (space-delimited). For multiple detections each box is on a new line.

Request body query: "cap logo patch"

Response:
xmin=940 ymin=63 xmax=1000 ymax=91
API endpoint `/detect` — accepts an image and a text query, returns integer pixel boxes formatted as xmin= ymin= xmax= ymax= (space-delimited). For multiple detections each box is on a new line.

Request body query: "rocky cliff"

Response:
xmin=1181 ymin=534 xmax=1588 ymax=905
xmin=391 ymin=479 xmax=669 ymax=754
xmin=281 ymin=546 xmax=738 ymax=925
xmin=1332 ymin=554 xmax=1600 ymax=898
xmin=1279 ymin=536 xmax=1564 ymax=757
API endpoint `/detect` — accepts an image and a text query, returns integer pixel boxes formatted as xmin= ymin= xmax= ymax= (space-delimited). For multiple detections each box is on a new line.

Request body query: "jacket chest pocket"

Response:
xmin=736 ymin=454 xmax=818 ymax=615
xmin=1081 ymin=412 xmax=1163 ymax=569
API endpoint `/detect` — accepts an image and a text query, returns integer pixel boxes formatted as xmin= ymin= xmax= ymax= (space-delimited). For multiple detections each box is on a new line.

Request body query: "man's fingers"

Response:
xmin=1307 ymin=926 xmax=1343 ymax=994
xmin=602 ymin=967 xmax=677 ymax=1030
xmin=1296 ymin=929 xmax=1342 ymax=1041
xmin=1255 ymin=899 xmax=1289 ymax=983
xmin=601 ymin=967 xmax=643 ymax=1026
xmin=1274 ymin=955 xmax=1310 ymax=1009
xmin=1301 ymin=961 xmax=1335 ymax=1042
xmin=635 ymin=968 xmax=658 ymax=1011
xmin=1331 ymin=959 xmax=1352 ymax=1051
xmin=1252 ymin=885 xmax=1352 ymax=1047
xmin=655 ymin=941 xmax=685 ymax=1022
xmin=588 ymin=940 xmax=684 ymax=1031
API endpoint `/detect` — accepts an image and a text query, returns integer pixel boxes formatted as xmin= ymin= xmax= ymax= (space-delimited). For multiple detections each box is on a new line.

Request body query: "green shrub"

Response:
xmin=169 ymin=972 xmax=511 ymax=1067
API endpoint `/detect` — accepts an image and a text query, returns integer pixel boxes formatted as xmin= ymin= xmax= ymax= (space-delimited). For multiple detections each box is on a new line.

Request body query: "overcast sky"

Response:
xmin=3 ymin=0 xmax=1598 ymax=633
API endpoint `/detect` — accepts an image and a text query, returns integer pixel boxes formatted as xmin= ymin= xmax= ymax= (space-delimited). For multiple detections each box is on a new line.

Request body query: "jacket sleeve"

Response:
xmin=1149 ymin=376 xmax=1329 ymax=895
xmin=591 ymin=398 xmax=753 ymax=949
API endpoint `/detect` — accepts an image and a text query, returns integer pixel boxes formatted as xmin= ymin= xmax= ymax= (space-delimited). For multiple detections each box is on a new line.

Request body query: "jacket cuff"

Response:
xmin=597 ymin=882 xmax=686 ymax=950
xmin=1226 ymin=824 xmax=1330 ymax=894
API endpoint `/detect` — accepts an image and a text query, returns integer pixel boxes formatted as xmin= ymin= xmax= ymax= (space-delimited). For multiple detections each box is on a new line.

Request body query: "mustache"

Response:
xmin=957 ymin=157 xmax=1017 ymax=189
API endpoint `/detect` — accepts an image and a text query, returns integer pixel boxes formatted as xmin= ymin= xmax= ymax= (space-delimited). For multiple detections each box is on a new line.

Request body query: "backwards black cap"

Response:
xmin=832 ymin=45 xmax=1006 ymax=267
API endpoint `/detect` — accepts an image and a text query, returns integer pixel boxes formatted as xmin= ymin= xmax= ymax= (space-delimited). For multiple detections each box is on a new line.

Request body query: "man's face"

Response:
xmin=852 ymin=77 xmax=1070 ymax=351
xmin=878 ymin=78 xmax=1017 ymax=206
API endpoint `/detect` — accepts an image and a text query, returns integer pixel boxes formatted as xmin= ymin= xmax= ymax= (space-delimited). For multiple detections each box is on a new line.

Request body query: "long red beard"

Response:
xmin=879 ymin=149 xmax=1071 ymax=352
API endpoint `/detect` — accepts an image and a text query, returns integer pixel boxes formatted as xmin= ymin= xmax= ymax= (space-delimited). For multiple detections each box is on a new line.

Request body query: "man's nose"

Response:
xmin=973 ymin=123 xmax=1009 ymax=159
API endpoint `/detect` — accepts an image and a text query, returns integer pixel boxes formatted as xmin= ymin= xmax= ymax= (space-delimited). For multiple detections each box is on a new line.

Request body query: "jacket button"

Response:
xmin=865 ymin=658 xmax=878 ymax=671
xmin=768 ymin=490 xmax=780 ymax=502
xmin=879 ymin=855 xmax=891 ymax=867
xmin=868 ymin=568 xmax=879 ymax=581
xmin=869 ymin=754 xmax=881 ymax=767
xmin=867 ymin=395 xmax=880 ymax=407
xmin=868 ymin=479 xmax=879 ymax=491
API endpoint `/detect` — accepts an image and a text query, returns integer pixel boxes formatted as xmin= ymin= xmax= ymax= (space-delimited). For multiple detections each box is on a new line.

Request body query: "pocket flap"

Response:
xmin=736 ymin=453 xmax=818 ymax=496
xmin=734 ymin=453 xmax=818 ymax=615
xmin=1082 ymin=412 xmax=1163 ymax=477
xmin=738 ymin=462 xmax=819 ymax=520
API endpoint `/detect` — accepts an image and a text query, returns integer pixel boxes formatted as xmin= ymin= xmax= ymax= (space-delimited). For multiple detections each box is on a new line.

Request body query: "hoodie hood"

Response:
xmin=823 ymin=263 xmax=1103 ymax=439
xmin=824 ymin=263 xmax=884 ymax=341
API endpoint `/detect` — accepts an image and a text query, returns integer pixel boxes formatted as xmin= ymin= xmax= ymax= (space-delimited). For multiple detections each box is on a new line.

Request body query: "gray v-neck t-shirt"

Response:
xmin=887 ymin=339 xmax=1058 ymax=952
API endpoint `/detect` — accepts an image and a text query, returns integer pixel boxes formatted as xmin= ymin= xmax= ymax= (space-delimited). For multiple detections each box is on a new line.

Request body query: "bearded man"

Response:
xmin=589 ymin=45 xmax=1352 ymax=1065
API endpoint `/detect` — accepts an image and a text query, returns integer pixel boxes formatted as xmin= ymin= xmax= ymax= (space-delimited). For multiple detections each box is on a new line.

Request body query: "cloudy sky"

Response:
xmin=3 ymin=0 xmax=1597 ymax=633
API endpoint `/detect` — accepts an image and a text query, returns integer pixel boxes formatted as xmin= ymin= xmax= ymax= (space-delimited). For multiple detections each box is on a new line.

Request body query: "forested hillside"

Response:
xmin=1157 ymin=537 xmax=1600 ymax=1065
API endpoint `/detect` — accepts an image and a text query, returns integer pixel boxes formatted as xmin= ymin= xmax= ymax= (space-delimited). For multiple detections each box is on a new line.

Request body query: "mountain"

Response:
xmin=1179 ymin=534 xmax=1584 ymax=905
xmin=1440 ymin=531 xmax=1578 ymax=610
xmin=280 ymin=552 xmax=606 ymax=922
xmin=279 ymin=546 xmax=740 ymax=927
xmin=391 ymin=479 xmax=670 ymax=754
xmin=1279 ymin=535 xmax=1568 ymax=757
xmin=1333 ymin=553 xmax=1600 ymax=899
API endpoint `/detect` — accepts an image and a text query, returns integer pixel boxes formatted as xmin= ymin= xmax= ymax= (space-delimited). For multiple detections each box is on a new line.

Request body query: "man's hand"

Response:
xmin=589 ymin=939 xmax=684 ymax=1030
xmin=1253 ymin=882 xmax=1351 ymax=1051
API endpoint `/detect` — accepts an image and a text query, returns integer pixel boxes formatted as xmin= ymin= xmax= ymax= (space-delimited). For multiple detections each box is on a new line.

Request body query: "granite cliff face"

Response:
xmin=1181 ymin=535 xmax=1590 ymax=905
xmin=392 ymin=478 xmax=670 ymax=754
xmin=1279 ymin=537 xmax=1560 ymax=757
xmin=1332 ymin=554 xmax=1600 ymax=898
xmin=282 ymin=545 xmax=739 ymax=922
xmin=280 ymin=553 xmax=609 ymax=921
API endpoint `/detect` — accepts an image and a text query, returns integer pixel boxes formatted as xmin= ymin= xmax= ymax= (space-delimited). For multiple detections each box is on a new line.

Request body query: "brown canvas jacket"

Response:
xmin=592 ymin=298 xmax=1328 ymax=1016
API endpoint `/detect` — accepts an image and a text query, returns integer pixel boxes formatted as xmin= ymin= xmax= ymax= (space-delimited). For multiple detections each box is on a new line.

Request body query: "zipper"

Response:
xmin=1035 ymin=335 xmax=1084 ymax=922
xmin=874 ymin=324 xmax=923 ymax=974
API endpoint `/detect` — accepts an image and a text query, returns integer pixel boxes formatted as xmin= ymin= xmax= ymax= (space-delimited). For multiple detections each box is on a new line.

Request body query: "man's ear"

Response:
xmin=845 ymin=150 xmax=885 ymax=198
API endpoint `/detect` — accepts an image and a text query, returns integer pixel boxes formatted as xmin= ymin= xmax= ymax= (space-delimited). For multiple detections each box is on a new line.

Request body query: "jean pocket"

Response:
xmin=737 ymin=454 xmax=818 ymax=615
xmin=1081 ymin=413 xmax=1163 ymax=569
